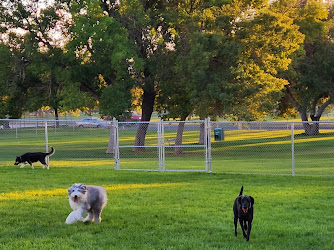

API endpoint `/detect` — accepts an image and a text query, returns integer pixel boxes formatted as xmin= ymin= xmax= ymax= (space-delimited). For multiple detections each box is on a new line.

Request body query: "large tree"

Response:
xmin=274 ymin=0 xmax=334 ymax=134
xmin=154 ymin=0 xmax=303 ymax=153
xmin=182 ymin=1 xmax=304 ymax=121
xmin=65 ymin=1 xmax=141 ymax=120
xmin=0 ymin=40 xmax=25 ymax=119
xmin=1 ymin=0 xmax=328 ymax=142
xmin=0 ymin=0 xmax=72 ymax=119
xmin=156 ymin=0 xmax=304 ymax=122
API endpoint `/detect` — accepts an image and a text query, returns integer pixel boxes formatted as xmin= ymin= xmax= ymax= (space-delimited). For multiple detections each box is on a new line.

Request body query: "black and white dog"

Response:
xmin=14 ymin=147 xmax=55 ymax=170
xmin=233 ymin=186 xmax=254 ymax=241
xmin=66 ymin=183 xmax=107 ymax=224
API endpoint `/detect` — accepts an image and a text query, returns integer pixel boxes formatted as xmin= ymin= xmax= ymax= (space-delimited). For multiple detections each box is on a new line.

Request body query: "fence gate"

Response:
xmin=113 ymin=118 xmax=212 ymax=172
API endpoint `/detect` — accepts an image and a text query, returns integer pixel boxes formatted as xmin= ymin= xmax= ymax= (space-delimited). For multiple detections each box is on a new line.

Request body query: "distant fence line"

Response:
xmin=1 ymin=119 xmax=334 ymax=176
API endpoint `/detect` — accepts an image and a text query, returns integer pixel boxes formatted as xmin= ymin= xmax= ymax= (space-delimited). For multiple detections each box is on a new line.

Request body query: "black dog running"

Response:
xmin=233 ymin=186 xmax=254 ymax=241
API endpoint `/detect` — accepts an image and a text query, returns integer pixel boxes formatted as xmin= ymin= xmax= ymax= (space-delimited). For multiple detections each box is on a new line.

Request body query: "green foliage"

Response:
xmin=274 ymin=0 xmax=334 ymax=123
xmin=0 ymin=0 xmax=72 ymax=117
xmin=99 ymin=84 xmax=132 ymax=120
xmin=186 ymin=32 xmax=238 ymax=119
xmin=0 ymin=43 xmax=13 ymax=118
xmin=66 ymin=0 xmax=142 ymax=118
xmin=295 ymin=0 xmax=329 ymax=43
xmin=0 ymin=0 xmax=333 ymax=124
xmin=171 ymin=2 xmax=304 ymax=121
xmin=231 ymin=9 xmax=304 ymax=120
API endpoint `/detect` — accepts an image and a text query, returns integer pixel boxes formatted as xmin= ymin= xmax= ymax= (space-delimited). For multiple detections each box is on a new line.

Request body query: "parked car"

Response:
xmin=75 ymin=118 xmax=109 ymax=128
xmin=125 ymin=112 xmax=142 ymax=122
xmin=104 ymin=112 xmax=142 ymax=122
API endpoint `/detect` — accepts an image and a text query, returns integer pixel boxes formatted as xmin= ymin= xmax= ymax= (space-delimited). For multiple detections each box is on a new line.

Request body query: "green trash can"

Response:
xmin=214 ymin=128 xmax=224 ymax=141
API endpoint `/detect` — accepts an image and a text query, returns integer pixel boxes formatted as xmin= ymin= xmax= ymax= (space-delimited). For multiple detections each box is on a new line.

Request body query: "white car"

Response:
xmin=75 ymin=118 xmax=108 ymax=128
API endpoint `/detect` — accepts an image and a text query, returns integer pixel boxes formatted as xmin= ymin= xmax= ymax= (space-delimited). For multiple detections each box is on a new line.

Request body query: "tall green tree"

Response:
xmin=0 ymin=33 xmax=47 ymax=118
xmin=94 ymin=0 xmax=181 ymax=151
xmin=65 ymin=1 xmax=141 ymax=120
xmin=182 ymin=1 xmax=304 ymax=122
xmin=0 ymin=0 xmax=71 ymax=119
xmin=157 ymin=0 xmax=303 ymax=122
xmin=0 ymin=41 xmax=22 ymax=119
xmin=274 ymin=0 xmax=334 ymax=134
xmin=154 ymin=0 xmax=303 ymax=153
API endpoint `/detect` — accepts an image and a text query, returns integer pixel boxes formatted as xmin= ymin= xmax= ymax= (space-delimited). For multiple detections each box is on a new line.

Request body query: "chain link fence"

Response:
xmin=114 ymin=120 xmax=210 ymax=172
xmin=1 ymin=119 xmax=334 ymax=176
xmin=0 ymin=119 xmax=114 ymax=168
xmin=212 ymin=121 xmax=334 ymax=176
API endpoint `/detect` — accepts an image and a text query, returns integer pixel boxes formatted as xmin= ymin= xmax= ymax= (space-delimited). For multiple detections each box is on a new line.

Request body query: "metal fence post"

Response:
xmin=162 ymin=120 xmax=165 ymax=171
xmin=205 ymin=117 xmax=212 ymax=173
xmin=291 ymin=122 xmax=295 ymax=176
xmin=45 ymin=121 xmax=49 ymax=166
xmin=113 ymin=118 xmax=120 ymax=170
xmin=158 ymin=119 xmax=161 ymax=171
xmin=158 ymin=119 xmax=165 ymax=172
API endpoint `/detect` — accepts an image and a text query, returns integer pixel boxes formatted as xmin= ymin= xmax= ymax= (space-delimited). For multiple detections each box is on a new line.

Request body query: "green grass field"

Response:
xmin=0 ymin=167 xmax=333 ymax=249
xmin=0 ymin=126 xmax=334 ymax=249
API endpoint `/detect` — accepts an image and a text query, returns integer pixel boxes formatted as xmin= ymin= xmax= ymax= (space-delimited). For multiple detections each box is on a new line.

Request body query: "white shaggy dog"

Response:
xmin=65 ymin=183 xmax=107 ymax=224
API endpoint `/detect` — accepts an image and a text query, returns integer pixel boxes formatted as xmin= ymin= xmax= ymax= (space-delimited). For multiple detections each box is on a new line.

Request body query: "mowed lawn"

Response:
xmin=0 ymin=164 xmax=333 ymax=249
xmin=0 ymin=126 xmax=334 ymax=249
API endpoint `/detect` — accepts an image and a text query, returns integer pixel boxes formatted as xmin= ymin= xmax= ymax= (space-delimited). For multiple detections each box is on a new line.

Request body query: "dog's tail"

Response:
xmin=46 ymin=147 xmax=55 ymax=157
xmin=239 ymin=186 xmax=244 ymax=196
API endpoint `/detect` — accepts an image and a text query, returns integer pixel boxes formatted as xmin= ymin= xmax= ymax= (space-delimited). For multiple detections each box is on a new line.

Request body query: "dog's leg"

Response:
xmin=27 ymin=161 xmax=34 ymax=169
xmin=40 ymin=159 xmax=48 ymax=169
xmin=239 ymin=219 xmax=247 ymax=238
xmin=234 ymin=216 xmax=238 ymax=236
xmin=93 ymin=209 xmax=103 ymax=223
xmin=20 ymin=163 xmax=26 ymax=168
xmin=246 ymin=221 xmax=252 ymax=241
xmin=41 ymin=164 xmax=49 ymax=169
xmin=66 ymin=211 xmax=78 ymax=224
xmin=83 ymin=211 xmax=94 ymax=223
xmin=65 ymin=209 xmax=86 ymax=224
xmin=93 ymin=212 xmax=101 ymax=223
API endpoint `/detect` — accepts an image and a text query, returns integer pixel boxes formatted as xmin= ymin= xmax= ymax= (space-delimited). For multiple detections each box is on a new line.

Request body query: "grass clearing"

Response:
xmin=0 ymin=165 xmax=333 ymax=249
xmin=1 ymin=126 xmax=334 ymax=248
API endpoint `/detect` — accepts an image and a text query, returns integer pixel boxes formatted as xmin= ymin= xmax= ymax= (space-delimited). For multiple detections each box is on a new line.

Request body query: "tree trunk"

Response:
xmin=287 ymin=86 xmax=332 ymax=135
xmin=198 ymin=122 xmax=205 ymax=144
xmin=106 ymin=120 xmax=115 ymax=154
xmin=133 ymin=88 xmax=155 ymax=152
xmin=174 ymin=114 xmax=189 ymax=155
xmin=301 ymin=122 xmax=319 ymax=135
xmin=299 ymin=99 xmax=332 ymax=135
xmin=54 ymin=108 xmax=60 ymax=128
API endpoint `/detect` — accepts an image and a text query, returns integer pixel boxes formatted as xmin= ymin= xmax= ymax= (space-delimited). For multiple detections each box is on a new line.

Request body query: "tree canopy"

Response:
xmin=0 ymin=0 xmax=333 ymax=137
xmin=274 ymin=0 xmax=334 ymax=134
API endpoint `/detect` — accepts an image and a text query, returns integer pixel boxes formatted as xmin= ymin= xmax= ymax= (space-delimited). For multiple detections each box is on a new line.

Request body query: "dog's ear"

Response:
xmin=250 ymin=196 xmax=254 ymax=206
xmin=68 ymin=185 xmax=74 ymax=194
xmin=237 ymin=196 xmax=242 ymax=204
